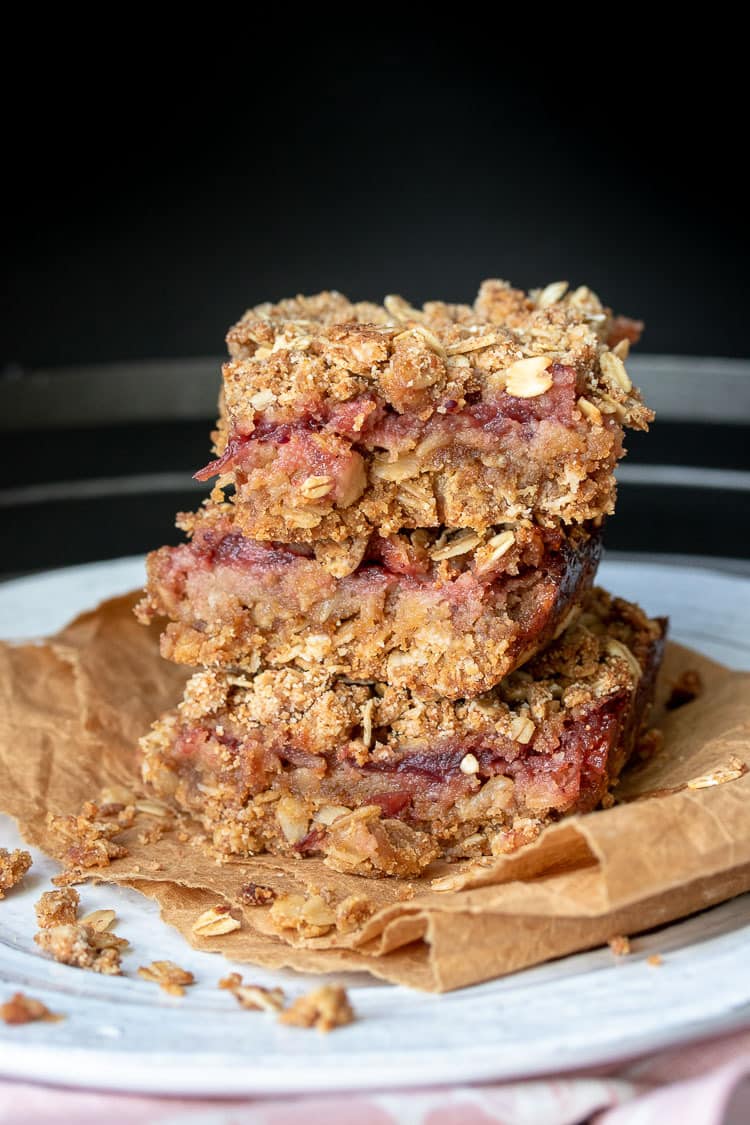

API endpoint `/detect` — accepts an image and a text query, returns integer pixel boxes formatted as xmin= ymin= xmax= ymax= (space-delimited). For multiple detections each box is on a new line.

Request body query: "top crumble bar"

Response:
xmin=196 ymin=280 xmax=651 ymax=543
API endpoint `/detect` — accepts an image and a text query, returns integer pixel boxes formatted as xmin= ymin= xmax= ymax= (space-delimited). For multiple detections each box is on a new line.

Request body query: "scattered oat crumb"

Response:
xmin=219 ymin=973 xmax=285 ymax=1011
xmin=335 ymin=894 xmax=374 ymax=933
xmin=138 ymin=961 xmax=195 ymax=997
xmin=0 ymin=848 xmax=32 ymax=899
xmin=47 ymin=804 xmax=128 ymax=871
xmin=176 ymin=831 xmax=191 ymax=844
xmin=34 ymin=915 xmax=127 ymax=975
xmin=608 ymin=935 xmax=631 ymax=957
xmin=647 ymin=954 xmax=663 ymax=967
xmin=687 ymin=763 xmax=746 ymax=789
xmin=192 ymin=904 xmax=242 ymax=937
xmin=1 ymin=992 xmax=63 ymax=1025
xmin=278 ymin=985 xmax=355 ymax=1032
xmin=666 ymin=669 xmax=703 ymax=710
xmin=238 ymin=882 xmax=276 ymax=907
xmin=269 ymin=893 xmax=336 ymax=938
xmin=35 ymin=888 xmax=80 ymax=928
xmin=600 ymin=791 xmax=616 ymax=810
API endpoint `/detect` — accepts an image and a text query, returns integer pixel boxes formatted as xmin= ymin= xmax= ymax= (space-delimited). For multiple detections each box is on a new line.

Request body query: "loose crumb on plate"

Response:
xmin=35 ymin=888 xmax=80 ymax=928
xmin=137 ymin=961 xmax=195 ymax=997
xmin=219 ymin=973 xmax=285 ymax=1012
xmin=647 ymin=954 xmax=663 ymax=967
xmin=1 ymin=992 xmax=62 ymax=1025
xmin=277 ymin=985 xmax=355 ymax=1032
xmin=0 ymin=848 xmax=32 ymax=899
xmin=34 ymin=919 xmax=126 ymax=975
xmin=608 ymin=935 xmax=631 ymax=957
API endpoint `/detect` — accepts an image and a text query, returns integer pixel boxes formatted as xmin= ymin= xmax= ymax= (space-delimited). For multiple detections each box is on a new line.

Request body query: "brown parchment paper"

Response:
xmin=1 ymin=593 xmax=749 ymax=992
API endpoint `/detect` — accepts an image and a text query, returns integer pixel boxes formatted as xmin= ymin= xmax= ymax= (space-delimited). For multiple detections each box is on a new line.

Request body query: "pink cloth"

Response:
xmin=1 ymin=1028 xmax=748 ymax=1125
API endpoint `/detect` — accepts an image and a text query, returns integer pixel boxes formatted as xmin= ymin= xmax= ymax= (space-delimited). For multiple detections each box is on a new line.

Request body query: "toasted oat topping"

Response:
xmin=0 ymin=849 xmax=32 ymax=900
xmin=138 ymin=961 xmax=195 ymax=997
xmin=1 ymin=992 xmax=62 ymax=1025
xmin=277 ymin=985 xmax=355 ymax=1032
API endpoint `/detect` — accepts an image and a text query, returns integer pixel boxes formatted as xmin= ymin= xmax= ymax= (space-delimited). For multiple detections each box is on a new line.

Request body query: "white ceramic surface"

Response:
xmin=1 ymin=556 xmax=749 ymax=1096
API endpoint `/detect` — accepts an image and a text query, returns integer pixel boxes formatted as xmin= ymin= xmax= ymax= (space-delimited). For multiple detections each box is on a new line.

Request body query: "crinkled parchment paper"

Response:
xmin=1 ymin=594 xmax=749 ymax=992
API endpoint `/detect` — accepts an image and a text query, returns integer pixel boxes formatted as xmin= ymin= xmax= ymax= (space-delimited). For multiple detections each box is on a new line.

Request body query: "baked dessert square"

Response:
xmin=137 ymin=506 xmax=602 ymax=701
xmin=196 ymin=280 xmax=651 ymax=544
xmin=140 ymin=589 xmax=665 ymax=877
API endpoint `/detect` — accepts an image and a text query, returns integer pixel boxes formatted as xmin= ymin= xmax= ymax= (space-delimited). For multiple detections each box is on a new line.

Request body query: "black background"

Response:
xmin=2 ymin=30 xmax=749 ymax=572
xmin=3 ymin=32 xmax=748 ymax=368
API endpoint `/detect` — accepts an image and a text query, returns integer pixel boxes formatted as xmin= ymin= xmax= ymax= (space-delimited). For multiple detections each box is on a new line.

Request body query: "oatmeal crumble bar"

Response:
xmin=197 ymin=281 xmax=650 ymax=544
xmin=140 ymin=589 xmax=665 ymax=877
xmin=0 ymin=848 xmax=32 ymax=899
xmin=138 ymin=504 xmax=601 ymax=700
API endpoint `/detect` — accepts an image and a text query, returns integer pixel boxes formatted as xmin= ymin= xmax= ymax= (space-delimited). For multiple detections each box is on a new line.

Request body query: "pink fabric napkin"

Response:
xmin=1 ymin=1027 xmax=748 ymax=1124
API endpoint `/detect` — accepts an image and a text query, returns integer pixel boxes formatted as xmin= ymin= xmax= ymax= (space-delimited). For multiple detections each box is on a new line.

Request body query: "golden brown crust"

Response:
xmin=140 ymin=589 xmax=665 ymax=877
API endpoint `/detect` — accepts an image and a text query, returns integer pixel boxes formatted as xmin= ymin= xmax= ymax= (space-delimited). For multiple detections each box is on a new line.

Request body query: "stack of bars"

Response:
xmin=138 ymin=279 xmax=667 ymax=877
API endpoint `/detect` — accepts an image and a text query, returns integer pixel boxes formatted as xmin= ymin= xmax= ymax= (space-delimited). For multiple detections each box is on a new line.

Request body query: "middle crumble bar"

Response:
xmin=138 ymin=506 xmax=602 ymax=701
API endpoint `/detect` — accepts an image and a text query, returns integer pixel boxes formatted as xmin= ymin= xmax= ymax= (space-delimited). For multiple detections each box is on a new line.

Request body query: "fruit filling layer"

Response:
xmin=137 ymin=508 xmax=602 ymax=700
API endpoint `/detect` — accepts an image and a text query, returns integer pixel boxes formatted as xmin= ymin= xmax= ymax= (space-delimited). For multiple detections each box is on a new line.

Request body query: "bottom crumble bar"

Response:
xmin=140 ymin=590 xmax=665 ymax=877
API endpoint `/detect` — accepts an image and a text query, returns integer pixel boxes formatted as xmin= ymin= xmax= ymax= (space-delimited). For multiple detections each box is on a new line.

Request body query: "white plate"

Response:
xmin=1 ymin=555 xmax=749 ymax=1096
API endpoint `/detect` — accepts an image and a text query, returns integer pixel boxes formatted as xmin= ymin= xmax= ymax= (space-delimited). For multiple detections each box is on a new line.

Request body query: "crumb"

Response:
xmin=238 ymin=882 xmax=276 ymax=907
xmin=1 ymin=992 xmax=62 ymax=1025
xmin=278 ymin=985 xmax=355 ymax=1032
xmin=176 ymin=830 xmax=191 ymax=844
xmin=34 ymin=921 xmax=125 ymax=975
xmin=0 ymin=848 xmax=32 ymax=899
xmin=218 ymin=973 xmax=285 ymax=1012
xmin=137 ymin=961 xmax=195 ymax=997
xmin=666 ymin=669 xmax=703 ymax=710
xmin=47 ymin=805 xmax=128 ymax=871
xmin=647 ymin=954 xmax=663 ymax=967
xmin=335 ymin=894 xmax=374 ymax=933
xmin=191 ymin=905 xmax=242 ymax=936
xmin=137 ymin=823 xmax=169 ymax=846
xmin=51 ymin=870 xmax=86 ymax=888
xmin=269 ymin=893 xmax=336 ymax=938
xmin=636 ymin=727 xmax=665 ymax=761
xmin=35 ymin=888 xmax=80 ymax=928
xmin=608 ymin=935 xmax=631 ymax=957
